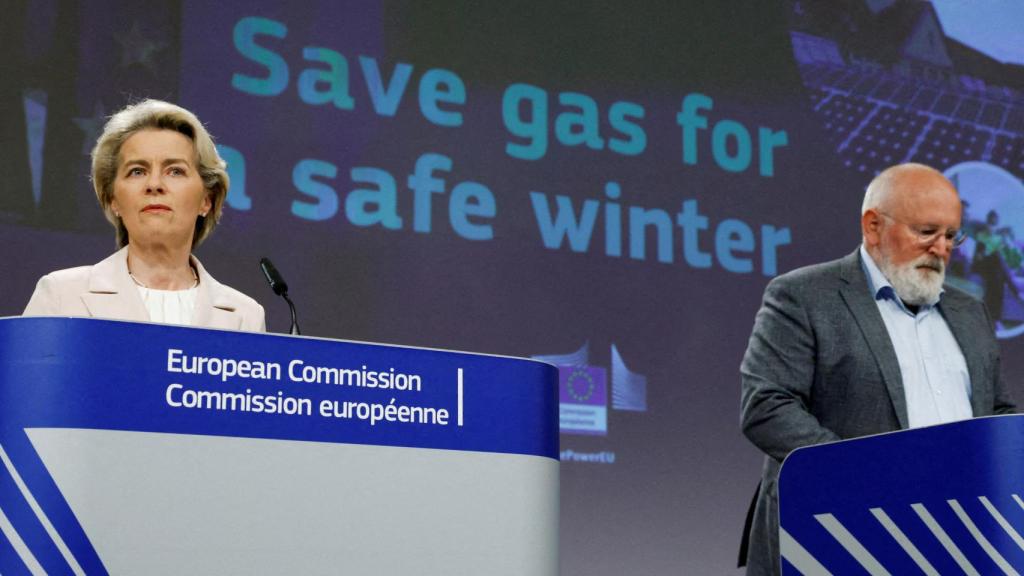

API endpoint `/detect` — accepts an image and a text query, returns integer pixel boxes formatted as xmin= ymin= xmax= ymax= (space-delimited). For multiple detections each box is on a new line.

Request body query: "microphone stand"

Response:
xmin=259 ymin=257 xmax=301 ymax=335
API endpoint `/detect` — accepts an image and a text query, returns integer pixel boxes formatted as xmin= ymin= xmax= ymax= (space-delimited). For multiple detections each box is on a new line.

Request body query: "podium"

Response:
xmin=0 ymin=317 xmax=558 ymax=575
xmin=779 ymin=414 xmax=1024 ymax=574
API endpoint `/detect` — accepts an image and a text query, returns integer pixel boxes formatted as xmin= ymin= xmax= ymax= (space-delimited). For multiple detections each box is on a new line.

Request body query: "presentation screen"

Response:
xmin=3 ymin=1 xmax=1023 ymax=572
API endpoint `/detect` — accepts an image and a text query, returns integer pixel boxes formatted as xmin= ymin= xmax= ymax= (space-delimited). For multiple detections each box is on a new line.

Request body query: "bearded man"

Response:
xmin=738 ymin=163 xmax=1016 ymax=575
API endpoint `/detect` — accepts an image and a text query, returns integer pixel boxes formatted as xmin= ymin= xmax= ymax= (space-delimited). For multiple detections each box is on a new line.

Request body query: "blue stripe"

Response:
xmin=837 ymin=507 xmax=920 ymax=574
xmin=926 ymin=496 xmax=1000 ymax=572
xmin=0 ymin=512 xmax=34 ymax=576
xmin=0 ymin=431 xmax=107 ymax=575
xmin=782 ymin=514 xmax=860 ymax=573
xmin=884 ymin=502 xmax=962 ymax=574
xmin=0 ymin=436 xmax=74 ymax=575
xmin=960 ymin=496 xmax=1024 ymax=568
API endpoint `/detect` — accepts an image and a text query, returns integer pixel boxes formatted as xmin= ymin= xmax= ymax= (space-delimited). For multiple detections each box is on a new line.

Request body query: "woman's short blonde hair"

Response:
xmin=91 ymin=99 xmax=229 ymax=248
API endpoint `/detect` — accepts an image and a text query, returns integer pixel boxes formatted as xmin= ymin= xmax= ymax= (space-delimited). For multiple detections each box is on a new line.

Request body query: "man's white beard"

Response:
xmin=877 ymin=249 xmax=945 ymax=306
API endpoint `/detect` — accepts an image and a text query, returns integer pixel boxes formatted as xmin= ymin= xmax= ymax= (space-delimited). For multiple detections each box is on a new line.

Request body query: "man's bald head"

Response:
xmin=862 ymin=163 xmax=959 ymax=217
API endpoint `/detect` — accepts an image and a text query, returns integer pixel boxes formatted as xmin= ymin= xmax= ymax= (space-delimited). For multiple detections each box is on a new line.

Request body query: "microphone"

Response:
xmin=259 ymin=257 xmax=300 ymax=335
xmin=260 ymin=257 xmax=288 ymax=296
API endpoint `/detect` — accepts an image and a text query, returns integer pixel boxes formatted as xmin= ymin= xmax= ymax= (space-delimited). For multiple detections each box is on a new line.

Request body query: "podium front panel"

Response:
xmin=778 ymin=415 xmax=1024 ymax=575
xmin=0 ymin=317 xmax=558 ymax=575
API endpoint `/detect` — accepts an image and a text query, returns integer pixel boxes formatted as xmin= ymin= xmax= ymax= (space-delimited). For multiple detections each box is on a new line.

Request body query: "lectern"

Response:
xmin=779 ymin=414 xmax=1024 ymax=574
xmin=0 ymin=317 xmax=558 ymax=575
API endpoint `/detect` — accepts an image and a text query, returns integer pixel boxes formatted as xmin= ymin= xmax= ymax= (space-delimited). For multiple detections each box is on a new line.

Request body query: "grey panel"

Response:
xmin=29 ymin=428 xmax=558 ymax=576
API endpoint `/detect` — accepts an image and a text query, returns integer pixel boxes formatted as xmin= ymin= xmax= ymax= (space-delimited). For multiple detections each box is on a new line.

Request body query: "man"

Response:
xmin=738 ymin=163 xmax=1016 ymax=575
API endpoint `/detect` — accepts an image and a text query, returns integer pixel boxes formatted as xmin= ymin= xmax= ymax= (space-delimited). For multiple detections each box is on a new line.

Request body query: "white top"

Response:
xmin=135 ymin=285 xmax=199 ymax=326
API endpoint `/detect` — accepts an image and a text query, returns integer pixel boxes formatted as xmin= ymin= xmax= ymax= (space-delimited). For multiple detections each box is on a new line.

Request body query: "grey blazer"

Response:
xmin=23 ymin=246 xmax=266 ymax=332
xmin=739 ymin=249 xmax=1014 ymax=575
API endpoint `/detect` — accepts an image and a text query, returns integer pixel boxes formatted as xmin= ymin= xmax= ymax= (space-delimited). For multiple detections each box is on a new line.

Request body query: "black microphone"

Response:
xmin=259 ymin=257 xmax=300 ymax=335
xmin=260 ymin=257 xmax=288 ymax=295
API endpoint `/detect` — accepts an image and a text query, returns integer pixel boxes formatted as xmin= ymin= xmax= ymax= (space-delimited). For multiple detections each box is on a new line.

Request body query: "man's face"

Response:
xmin=877 ymin=176 xmax=962 ymax=268
xmin=871 ymin=171 xmax=962 ymax=305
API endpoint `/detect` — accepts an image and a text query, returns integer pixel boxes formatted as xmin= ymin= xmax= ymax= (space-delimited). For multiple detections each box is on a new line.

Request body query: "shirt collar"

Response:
xmin=859 ymin=244 xmax=941 ymax=312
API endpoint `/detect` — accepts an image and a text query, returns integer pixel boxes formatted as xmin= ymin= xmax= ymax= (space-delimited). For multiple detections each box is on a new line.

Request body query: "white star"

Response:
xmin=115 ymin=21 xmax=165 ymax=72
xmin=73 ymin=102 xmax=107 ymax=155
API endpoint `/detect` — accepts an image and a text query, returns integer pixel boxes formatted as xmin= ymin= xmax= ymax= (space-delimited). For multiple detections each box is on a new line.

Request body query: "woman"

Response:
xmin=24 ymin=99 xmax=265 ymax=331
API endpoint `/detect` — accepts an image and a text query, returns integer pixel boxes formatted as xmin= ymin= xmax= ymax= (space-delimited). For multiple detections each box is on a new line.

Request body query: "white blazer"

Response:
xmin=24 ymin=246 xmax=266 ymax=332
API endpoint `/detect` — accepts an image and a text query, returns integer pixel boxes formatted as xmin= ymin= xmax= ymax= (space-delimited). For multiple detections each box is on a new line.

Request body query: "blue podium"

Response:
xmin=0 ymin=317 xmax=559 ymax=575
xmin=779 ymin=414 xmax=1024 ymax=574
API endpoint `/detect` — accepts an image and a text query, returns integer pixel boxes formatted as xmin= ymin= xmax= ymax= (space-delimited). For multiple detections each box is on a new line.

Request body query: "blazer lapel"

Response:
xmin=81 ymin=247 xmax=150 ymax=321
xmin=938 ymin=297 xmax=988 ymax=416
xmin=191 ymin=256 xmax=242 ymax=331
xmin=837 ymin=250 xmax=908 ymax=428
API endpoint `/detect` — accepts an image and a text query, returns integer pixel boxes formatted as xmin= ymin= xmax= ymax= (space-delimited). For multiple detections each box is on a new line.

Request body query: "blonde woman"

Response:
xmin=24 ymin=99 xmax=264 ymax=331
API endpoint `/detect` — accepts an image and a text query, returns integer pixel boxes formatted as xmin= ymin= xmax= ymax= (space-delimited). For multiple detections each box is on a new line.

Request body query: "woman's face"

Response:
xmin=111 ymin=129 xmax=211 ymax=249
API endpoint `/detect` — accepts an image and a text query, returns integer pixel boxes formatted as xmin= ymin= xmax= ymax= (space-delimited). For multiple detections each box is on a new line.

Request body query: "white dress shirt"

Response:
xmin=860 ymin=245 xmax=973 ymax=428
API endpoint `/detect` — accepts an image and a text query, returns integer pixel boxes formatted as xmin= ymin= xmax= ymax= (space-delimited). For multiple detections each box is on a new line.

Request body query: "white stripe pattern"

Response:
xmin=814 ymin=513 xmax=890 ymax=575
xmin=793 ymin=495 xmax=1024 ymax=575
xmin=779 ymin=526 xmax=833 ymax=575
xmin=0 ymin=500 xmax=46 ymax=575
xmin=912 ymin=502 xmax=979 ymax=576
xmin=870 ymin=507 xmax=939 ymax=575
xmin=980 ymin=496 xmax=1024 ymax=552
xmin=948 ymin=499 xmax=1018 ymax=576
xmin=0 ymin=442 xmax=86 ymax=575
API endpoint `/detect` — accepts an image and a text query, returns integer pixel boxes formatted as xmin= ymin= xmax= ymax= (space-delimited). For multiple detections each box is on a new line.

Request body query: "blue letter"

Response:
xmin=530 ymin=192 xmax=598 ymax=252
xmin=232 ymin=17 xmax=288 ymax=96
xmin=605 ymin=181 xmax=622 ymax=257
xmin=408 ymin=153 xmax=451 ymax=233
xmin=419 ymin=68 xmax=465 ymax=127
xmin=291 ymin=159 xmax=338 ymax=221
xmin=359 ymin=56 xmax=413 ymax=116
xmin=761 ymin=225 xmax=791 ymax=276
xmin=758 ymin=127 xmax=788 ymax=177
xmin=347 ymin=167 xmax=402 ymax=229
xmin=676 ymin=199 xmax=711 ymax=268
xmin=298 ymin=47 xmax=354 ymax=109
xmin=629 ymin=207 xmax=674 ymax=263
xmin=502 ymin=83 xmax=548 ymax=161
xmin=217 ymin=144 xmax=251 ymax=211
xmin=676 ymin=93 xmax=712 ymax=166
xmin=712 ymin=120 xmax=752 ymax=173
xmin=608 ymin=101 xmax=646 ymax=156
xmin=450 ymin=182 xmax=495 ymax=240
xmin=715 ymin=219 xmax=754 ymax=273
xmin=555 ymin=92 xmax=604 ymax=150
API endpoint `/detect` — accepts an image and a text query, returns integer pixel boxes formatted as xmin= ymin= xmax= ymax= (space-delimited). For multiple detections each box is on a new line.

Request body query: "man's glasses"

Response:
xmin=877 ymin=211 xmax=967 ymax=247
